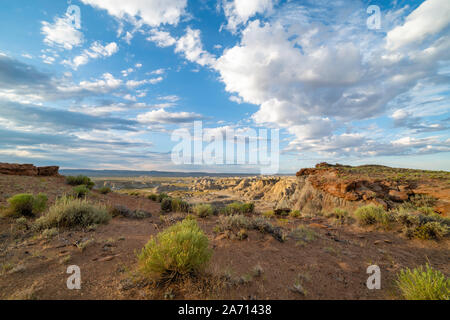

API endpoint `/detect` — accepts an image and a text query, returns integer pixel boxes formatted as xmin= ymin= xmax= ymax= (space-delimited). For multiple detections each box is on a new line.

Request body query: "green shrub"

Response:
xmin=289 ymin=210 xmax=302 ymax=218
xmin=355 ymin=205 xmax=394 ymax=227
xmin=413 ymin=222 xmax=448 ymax=240
xmin=290 ymin=225 xmax=318 ymax=243
xmin=396 ymin=264 xmax=449 ymax=300
xmin=217 ymin=214 xmax=251 ymax=231
xmin=263 ymin=210 xmax=275 ymax=218
xmin=398 ymin=212 xmax=449 ymax=240
xmin=138 ymin=219 xmax=212 ymax=280
xmin=157 ymin=193 xmax=169 ymax=203
xmin=5 ymin=193 xmax=47 ymax=217
xmin=98 ymin=187 xmax=111 ymax=194
xmin=73 ymin=185 xmax=89 ymax=198
xmin=148 ymin=194 xmax=158 ymax=201
xmin=161 ymin=197 xmax=173 ymax=213
xmin=193 ymin=204 xmax=213 ymax=217
xmin=224 ymin=202 xmax=254 ymax=215
xmin=171 ymin=198 xmax=191 ymax=213
xmin=34 ymin=196 xmax=110 ymax=229
xmin=66 ymin=175 xmax=95 ymax=189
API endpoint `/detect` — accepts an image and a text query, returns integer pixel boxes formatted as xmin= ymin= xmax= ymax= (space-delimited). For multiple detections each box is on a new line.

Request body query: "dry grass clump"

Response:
xmin=355 ymin=205 xmax=395 ymax=228
xmin=34 ymin=196 xmax=110 ymax=230
xmin=193 ymin=204 xmax=214 ymax=217
xmin=66 ymin=175 xmax=95 ymax=189
xmin=3 ymin=193 xmax=47 ymax=217
xmin=138 ymin=219 xmax=212 ymax=281
xmin=396 ymin=264 xmax=449 ymax=300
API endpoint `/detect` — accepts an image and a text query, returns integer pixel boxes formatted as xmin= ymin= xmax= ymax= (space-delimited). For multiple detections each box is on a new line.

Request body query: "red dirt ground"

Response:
xmin=0 ymin=174 xmax=448 ymax=300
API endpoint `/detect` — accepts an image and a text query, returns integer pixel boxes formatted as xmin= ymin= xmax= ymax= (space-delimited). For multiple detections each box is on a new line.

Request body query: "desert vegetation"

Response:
xmin=0 ymin=163 xmax=448 ymax=300
xmin=138 ymin=219 xmax=212 ymax=281
xmin=396 ymin=264 xmax=449 ymax=300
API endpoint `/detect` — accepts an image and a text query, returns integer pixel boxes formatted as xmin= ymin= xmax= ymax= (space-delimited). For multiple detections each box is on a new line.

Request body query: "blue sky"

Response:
xmin=0 ymin=0 xmax=449 ymax=173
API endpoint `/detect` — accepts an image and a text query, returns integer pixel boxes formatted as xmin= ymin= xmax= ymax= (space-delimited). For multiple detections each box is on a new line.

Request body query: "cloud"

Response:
xmin=80 ymin=0 xmax=188 ymax=27
xmin=175 ymin=27 xmax=216 ymax=66
xmin=126 ymin=77 xmax=163 ymax=88
xmin=222 ymin=0 xmax=276 ymax=32
xmin=137 ymin=108 xmax=204 ymax=124
xmin=62 ymin=41 xmax=118 ymax=69
xmin=0 ymin=100 xmax=138 ymax=132
xmin=386 ymin=0 xmax=450 ymax=50
xmin=212 ymin=0 xmax=450 ymax=159
xmin=41 ymin=14 xmax=83 ymax=50
xmin=147 ymin=29 xmax=176 ymax=47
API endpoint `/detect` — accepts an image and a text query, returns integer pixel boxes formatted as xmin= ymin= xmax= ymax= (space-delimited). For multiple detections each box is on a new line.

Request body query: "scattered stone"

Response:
xmin=384 ymin=239 xmax=392 ymax=244
xmin=290 ymin=283 xmax=306 ymax=296
xmin=98 ymin=255 xmax=115 ymax=262
xmin=374 ymin=240 xmax=381 ymax=245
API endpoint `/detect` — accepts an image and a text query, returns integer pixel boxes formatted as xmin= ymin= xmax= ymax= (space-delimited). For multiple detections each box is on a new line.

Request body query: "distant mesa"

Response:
xmin=0 ymin=162 xmax=59 ymax=177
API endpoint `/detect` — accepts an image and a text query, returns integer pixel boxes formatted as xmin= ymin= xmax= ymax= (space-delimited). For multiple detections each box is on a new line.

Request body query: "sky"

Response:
xmin=0 ymin=0 xmax=449 ymax=173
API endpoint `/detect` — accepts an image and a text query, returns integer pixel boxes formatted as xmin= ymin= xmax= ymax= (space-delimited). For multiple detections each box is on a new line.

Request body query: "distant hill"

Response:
xmin=59 ymin=169 xmax=273 ymax=178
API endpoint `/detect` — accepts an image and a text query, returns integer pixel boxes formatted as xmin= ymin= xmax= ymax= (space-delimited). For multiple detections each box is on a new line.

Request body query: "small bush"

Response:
xmin=263 ymin=210 xmax=275 ymax=218
xmin=109 ymin=205 xmax=151 ymax=219
xmin=193 ymin=204 xmax=213 ymax=217
xmin=414 ymin=222 xmax=448 ymax=240
xmin=217 ymin=215 xmax=251 ymax=231
xmin=224 ymin=202 xmax=254 ymax=215
xmin=171 ymin=198 xmax=191 ymax=213
xmin=5 ymin=193 xmax=48 ymax=217
xmin=289 ymin=210 xmax=302 ymax=218
xmin=73 ymin=185 xmax=89 ymax=198
xmin=157 ymin=193 xmax=169 ymax=203
xmin=98 ymin=187 xmax=111 ymax=194
xmin=398 ymin=212 xmax=449 ymax=240
xmin=290 ymin=225 xmax=318 ymax=243
xmin=41 ymin=227 xmax=58 ymax=239
xmin=34 ymin=196 xmax=110 ymax=229
xmin=161 ymin=197 xmax=173 ymax=213
xmin=396 ymin=264 xmax=449 ymax=300
xmin=66 ymin=175 xmax=95 ymax=189
xmin=355 ymin=205 xmax=394 ymax=227
xmin=148 ymin=194 xmax=158 ymax=201
xmin=138 ymin=219 xmax=212 ymax=280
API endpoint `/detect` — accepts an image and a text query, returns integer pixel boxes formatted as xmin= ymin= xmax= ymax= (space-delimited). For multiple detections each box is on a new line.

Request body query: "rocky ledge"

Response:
xmin=0 ymin=163 xmax=59 ymax=176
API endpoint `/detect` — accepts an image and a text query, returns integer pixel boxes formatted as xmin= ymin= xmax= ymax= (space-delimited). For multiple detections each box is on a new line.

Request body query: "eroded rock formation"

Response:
xmin=0 ymin=163 xmax=59 ymax=176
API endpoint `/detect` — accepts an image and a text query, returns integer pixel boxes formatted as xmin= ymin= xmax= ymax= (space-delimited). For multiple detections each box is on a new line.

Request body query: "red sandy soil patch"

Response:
xmin=0 ymin=174 xmax=449 ymax=300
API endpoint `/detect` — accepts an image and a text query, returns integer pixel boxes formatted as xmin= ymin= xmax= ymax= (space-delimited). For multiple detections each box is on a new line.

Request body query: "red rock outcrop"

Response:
xmin=294 ymin=163 xmax=449 ymax=214
xmin=0 ymin=163 xmax=59 ymax=176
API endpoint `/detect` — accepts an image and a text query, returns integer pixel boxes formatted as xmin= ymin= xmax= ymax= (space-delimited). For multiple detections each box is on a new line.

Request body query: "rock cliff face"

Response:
xmin=207 ymin=163 xmax=449 ymax=215
xmin=0 ymin=163 xmax=59 ymax=176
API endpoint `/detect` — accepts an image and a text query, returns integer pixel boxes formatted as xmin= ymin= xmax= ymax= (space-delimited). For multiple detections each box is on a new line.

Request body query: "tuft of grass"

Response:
xmin=157 ymin=193 xmax=170 ymax=203
xmin=398 ymin=213 xmax=449 ymax=240
xmin=148 ymin=194 xmax=158 ymax=201
xmin=396 ymin=264 xmax=449 ymax=300
xmin=224 ymin=202 xmax=254 ymax=215
xmin=41 ymin=227 xmax=58 ymax=239
xmin=170 ymin=198 xmax=191 ymax=213
xmin=66 ymin=175 xmax=95 ymax=189
xmin=355 ymin=205 xmax=395 ymax=228
xmin=262 ymin=210 xmax=275 ymax=218
xmin=193 ymin=204 xmax=213 ymax=218
xmin=138 ymin=219 xmax=212 ymax=280
xmin=4 ymin=193 xmax=47 ymax=217
xmin=98 ymin=186 xmax=111 ymax=194
xmin=289 ymin=210 xmax=302 ymax=218
xmin=290 ymin=225 xmax=318 ymax=244
xmin=34 ymin=196 xmax=110 ymax=230
xmin=73 ymin=185 xmax=89 ymax=198
xmin=413 ymin=222 xmax=448 ymax=240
